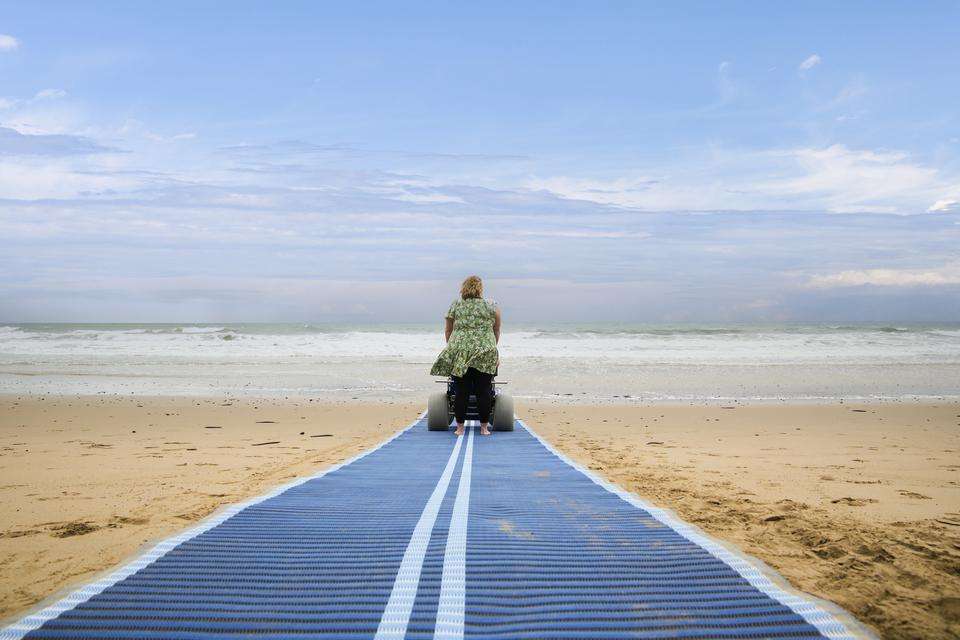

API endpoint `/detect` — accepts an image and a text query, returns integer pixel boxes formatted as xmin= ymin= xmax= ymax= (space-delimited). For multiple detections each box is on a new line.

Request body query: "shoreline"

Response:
xmin=6 ymin=391 xmax=960 ymax=405
xmin=5 ymin=322 xmax=959 ymax=402
xmin=1 ymin=395 xmax=958 ymax=638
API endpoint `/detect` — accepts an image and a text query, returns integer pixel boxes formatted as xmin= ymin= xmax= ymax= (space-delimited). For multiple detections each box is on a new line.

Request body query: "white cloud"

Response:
xmin=0 ymin=90 xmax=77 ymax=134
xmin=754 ymin=144 xmax=943 ymax=213
xmin=112 ymin=118 xmax=198 ymax=143
xmin=716 ymin=61 xmax=736 ymax=104
xmin=806 ymin=263 xmax=960 ymax=288
xmin=34 ymin=88 xmax=68 ymax=100
xmin=799 ymin=54 xmax=821 ymax=72
xmin=831 ymin=78 xmax=867 ymax=104
xmin=0 ymin=34 xmax=19 ymax=52
xmin=0 ymin=92 xmax=85 ymax=135
xmin=528 ymin=144 xmax=958 ymax=214
xmin=2 ymin=131 xmax=957 ymax=321
xmin=517 ymin=229 xmax=651 ymax=240
xmin=929 ymin=197 xmax=960 ymax=212
xmin=0 ymin=126 xmax=117 ymax=157
xmin=0 ymin=154 xmax=137 ymax=199
xmin=394 ymin=191 xmax=465 ymax=204
xmin=527 ymin=174 xmax=662 ymax=205
xmin=699 ymin=61 xmax=739 ymax=110
xmin=823 ymin=76 xmax=868 ymax=120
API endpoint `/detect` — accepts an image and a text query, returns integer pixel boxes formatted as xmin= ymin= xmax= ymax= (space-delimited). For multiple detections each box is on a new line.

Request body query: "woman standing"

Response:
xmin=430 ymin=275 xmax=501 ymax=436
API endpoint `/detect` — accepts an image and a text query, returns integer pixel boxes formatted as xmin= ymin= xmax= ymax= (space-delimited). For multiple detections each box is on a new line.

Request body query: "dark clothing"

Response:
xmin=452 ymin=367 xmax=493 ymax=424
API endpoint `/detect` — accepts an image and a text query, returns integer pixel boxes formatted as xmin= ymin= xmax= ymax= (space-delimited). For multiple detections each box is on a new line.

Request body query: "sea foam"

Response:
xmin=1 ymin=323 xmax=958 ymax=401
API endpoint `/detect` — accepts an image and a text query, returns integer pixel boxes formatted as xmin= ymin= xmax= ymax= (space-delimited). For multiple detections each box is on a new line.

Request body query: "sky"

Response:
xmin=1 ymin=1 xmax=959 ymax=323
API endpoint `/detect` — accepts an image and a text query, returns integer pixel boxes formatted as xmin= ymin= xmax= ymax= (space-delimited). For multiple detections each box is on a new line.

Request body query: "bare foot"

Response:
xmin=480 ymin=426 xmax=492 ymax=436
xmin=454 ymin=425 xmax=465 ymax=436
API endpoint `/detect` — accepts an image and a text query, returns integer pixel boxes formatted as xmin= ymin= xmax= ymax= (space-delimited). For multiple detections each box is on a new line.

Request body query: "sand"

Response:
xmin=525 ymin=402 xmax=960 ymax=640
xmin=1 ymin=396 xmax=958 ymax=639
xmin=0 ymin=395 xmax=421 ymax=623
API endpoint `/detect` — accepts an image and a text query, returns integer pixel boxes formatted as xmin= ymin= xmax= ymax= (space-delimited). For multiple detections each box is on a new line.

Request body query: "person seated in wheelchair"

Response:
xmin=430 ymin=275 xmax=501 ymax=436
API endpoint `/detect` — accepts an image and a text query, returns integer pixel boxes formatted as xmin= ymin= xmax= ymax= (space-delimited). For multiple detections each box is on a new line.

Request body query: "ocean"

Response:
xmin=1 ymin=323 xmax=958 ymax=402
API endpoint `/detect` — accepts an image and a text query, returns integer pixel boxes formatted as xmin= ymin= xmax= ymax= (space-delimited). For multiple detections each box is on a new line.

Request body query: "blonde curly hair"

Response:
xmin=460 ymin=275 xmax=483 ymax=299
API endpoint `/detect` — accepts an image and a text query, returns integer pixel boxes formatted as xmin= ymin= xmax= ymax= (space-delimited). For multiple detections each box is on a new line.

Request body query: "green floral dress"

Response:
xmin=430 ymin=298 xmax=499 ymax=377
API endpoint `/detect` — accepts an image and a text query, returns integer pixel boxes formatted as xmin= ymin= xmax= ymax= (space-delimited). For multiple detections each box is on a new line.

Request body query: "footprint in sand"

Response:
xmin=0 ymin=528 xmax=42 ymax=539
xmin=898 ymin=490 xmax=932 ymax=499
xmin=175 ymin=506 xmax=217 ymax=521
xmin=831 ymin=497 xmax=878 ymax=506
xmin=108 ymin=516 xmax=148 ymax=527
xmin=49 ymin=521 xmax=99 ymax=537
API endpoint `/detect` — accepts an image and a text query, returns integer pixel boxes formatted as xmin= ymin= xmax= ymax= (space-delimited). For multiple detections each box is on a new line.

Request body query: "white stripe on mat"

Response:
xmin=433 ymin=426 xmax=475 ymax=640
xmin=518 ymin=419 xmax=876 ymax=640
xmin=375 ymin=430 xmax=465 ymax=640
xmin=0 ymin=413 xmax=427 ymax=640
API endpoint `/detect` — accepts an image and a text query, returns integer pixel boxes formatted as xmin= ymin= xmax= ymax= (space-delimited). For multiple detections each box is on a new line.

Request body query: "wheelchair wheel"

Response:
xmin=427 ymin=391 xmax=453 ymax=431
xmin=491 ymin=393 xmax=515 ymax=431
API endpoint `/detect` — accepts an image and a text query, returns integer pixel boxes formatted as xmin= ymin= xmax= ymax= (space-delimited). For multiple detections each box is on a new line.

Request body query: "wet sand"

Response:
xmin=1 ymin=397 xmax=958 ymax=639
xmin=525 ymin=402 xmax=960 ymax=640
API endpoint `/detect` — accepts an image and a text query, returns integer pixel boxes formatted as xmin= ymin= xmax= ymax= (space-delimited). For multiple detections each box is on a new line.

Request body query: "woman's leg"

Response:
xmin=472 ymin=369 xmax=494 ymax=435
xmin=452 ymin=374 xmax=469 ymax=435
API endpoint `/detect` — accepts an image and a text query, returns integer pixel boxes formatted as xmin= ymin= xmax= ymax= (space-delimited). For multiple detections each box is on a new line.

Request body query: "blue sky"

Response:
xmin=1 ymin=1 xmax=959 ymax=322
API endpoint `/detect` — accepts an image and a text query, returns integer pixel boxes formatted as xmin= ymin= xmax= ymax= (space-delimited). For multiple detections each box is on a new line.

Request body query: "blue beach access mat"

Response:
xmin=3 ymin=416 xmax=871 ymax=640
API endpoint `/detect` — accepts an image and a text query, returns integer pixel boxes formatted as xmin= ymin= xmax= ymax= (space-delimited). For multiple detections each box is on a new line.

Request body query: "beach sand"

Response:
xmin=526 ymin=402 xmax=960 ymax=640
xmin=0 ymin=395 xmax=421 ymax=623
xmin=1 ymin=397 xmax=958 ymax=639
